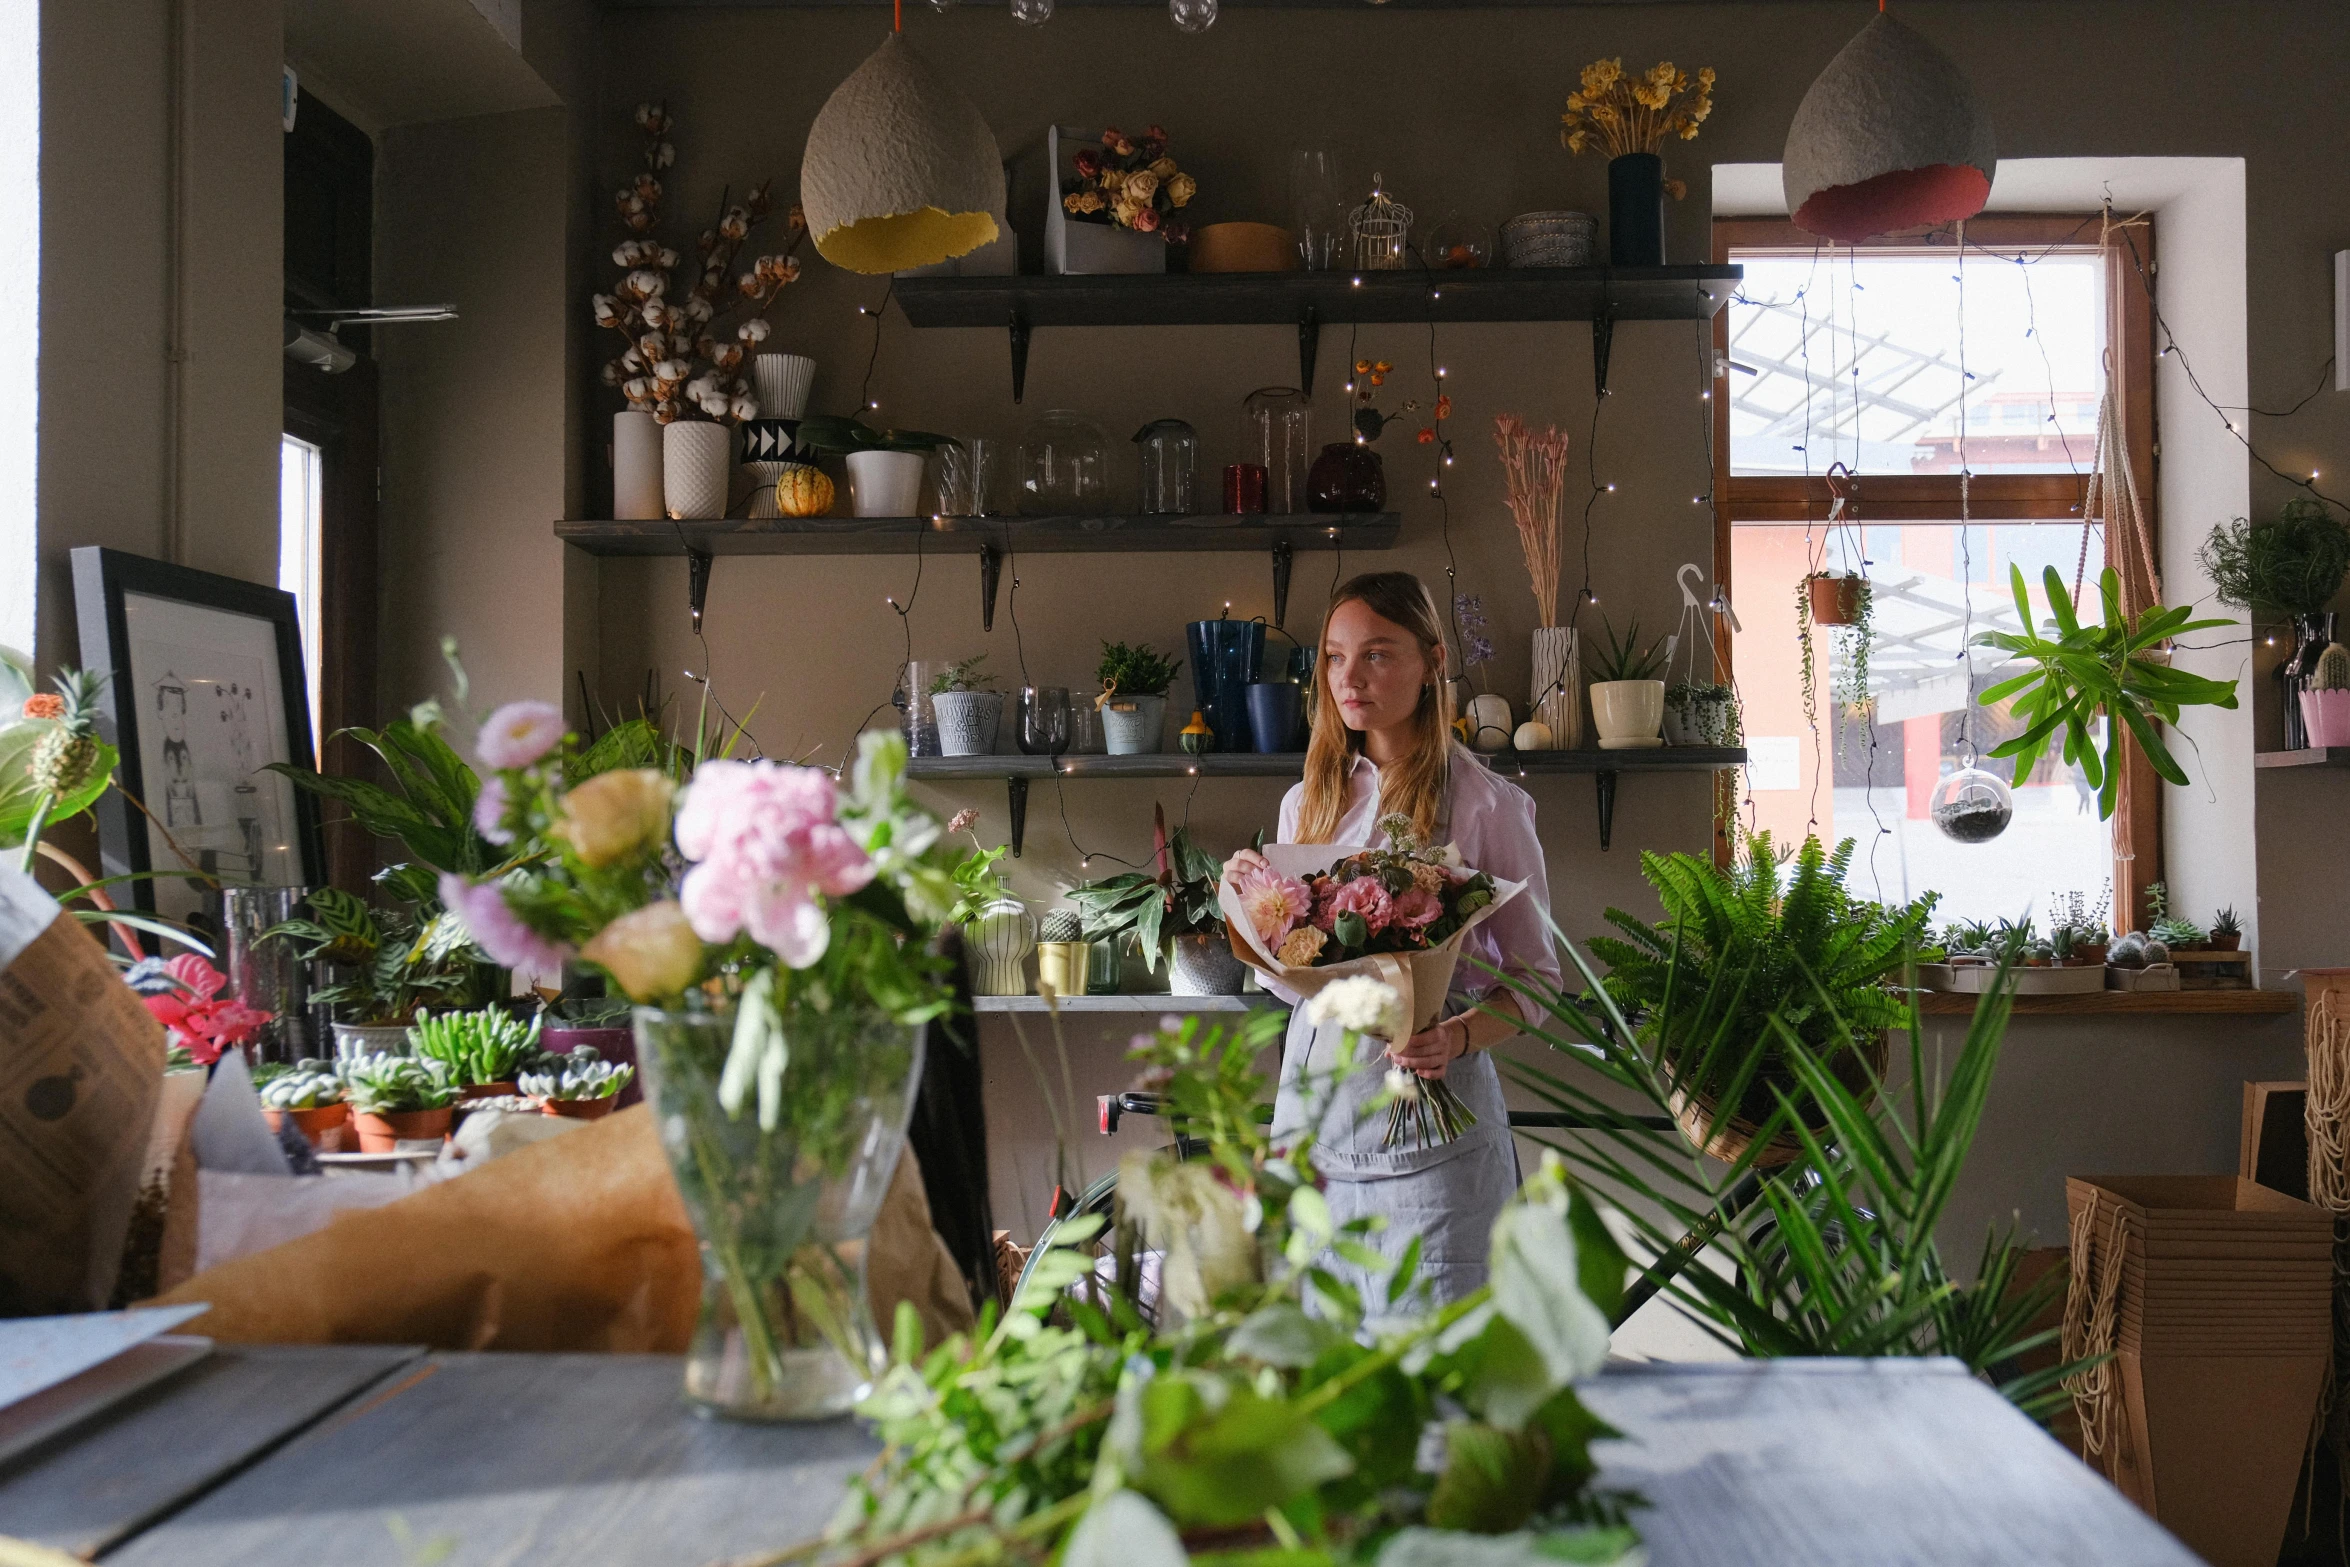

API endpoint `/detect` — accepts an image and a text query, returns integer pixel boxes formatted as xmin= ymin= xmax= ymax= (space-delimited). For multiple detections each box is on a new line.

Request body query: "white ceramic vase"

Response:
xmin=1591 ymin=680 xmax=1666 ymax=750
xmin=614 ymin=411 xmax=664 ymax=520
xmin=965 ymin=897 xmax=1036 ymax=997
xmin=846 ymin=450 xmax=927 ymax=518
xmin=1530 ymin=626 xmax=1581 ymax=749
xmin=1463 ymin=693 xmax=1513 ymax=753
xmin=932 ymin=691 xmax=1002 ymax=756
xmin=663 ymin=421 xmax=734 ymax=520
xmin=1168 ymin=933 xmax=1246 ymax=996
xmin=1101 ymin=694 xmax=1167 ymax=755
xmin=753 ymin=353 xmax=816 ymax=419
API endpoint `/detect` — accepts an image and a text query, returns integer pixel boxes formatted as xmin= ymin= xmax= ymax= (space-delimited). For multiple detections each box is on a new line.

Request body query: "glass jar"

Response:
xmin=1017 ymin=410 xmax=1110 ymax=516
xmin=1243 ymin=387 xmax=1313 ymax=515
xmin=1017 ymin=685 xmax=1070 ymax=757
xmin=1930 ymin=765 xmax=2015 ymax=843
xmin=1132 ymin=419 xmax=1198 ymax=514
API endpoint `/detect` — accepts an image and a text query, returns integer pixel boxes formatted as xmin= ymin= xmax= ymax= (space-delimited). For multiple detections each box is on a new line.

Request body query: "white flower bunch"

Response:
xmin=1306 ymin=974 xmax=1403 ymax=1039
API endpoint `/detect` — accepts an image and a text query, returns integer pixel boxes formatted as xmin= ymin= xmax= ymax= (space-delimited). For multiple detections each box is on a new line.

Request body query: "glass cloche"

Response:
xmin=1018 ymin=409 xmax=1110 ymax=515
xmin=1930 ymin=764 xmax=2015 ymax=843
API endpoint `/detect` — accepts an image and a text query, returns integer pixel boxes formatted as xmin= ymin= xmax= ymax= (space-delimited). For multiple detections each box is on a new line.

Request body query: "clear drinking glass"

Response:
xmin=1243 ymin=387 xmax=1313 ymax=515
xmin=899 ymin=661 xmax=945 ymax=757
xmin=1289 ymin=151 xmax=1344 ymax=271
xmin=1133 ymin=419 xmax=1199 ymax=514
xmin=1016 ymin=686 xmax=1071 ymax=757
xmin=1069 ymin=699 xmax=1105 ymax=754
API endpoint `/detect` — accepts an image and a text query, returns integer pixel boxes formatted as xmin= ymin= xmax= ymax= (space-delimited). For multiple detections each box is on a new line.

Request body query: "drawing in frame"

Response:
xmin=70 ymin=546 xmax=324 ymax=930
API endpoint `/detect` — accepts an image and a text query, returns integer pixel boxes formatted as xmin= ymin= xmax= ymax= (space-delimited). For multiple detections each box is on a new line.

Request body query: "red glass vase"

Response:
xmin=1307 ymin=443 xmax=1385 ymax=513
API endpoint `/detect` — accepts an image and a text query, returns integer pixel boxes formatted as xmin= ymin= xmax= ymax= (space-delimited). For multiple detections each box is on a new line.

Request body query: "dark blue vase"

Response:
xmin=1246 ymin=681 xmax=1303 ymax=753
xmin=1187 ymin=619 xmax=1266 ymax=754
xmin=1608 ymin=153 xmax=1666 ymax=267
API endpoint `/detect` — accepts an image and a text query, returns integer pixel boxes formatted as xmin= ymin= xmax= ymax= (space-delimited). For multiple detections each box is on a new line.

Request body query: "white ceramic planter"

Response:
xmin=1168 ymin=933 xmax=1246 ymax=996
xmin=1530 ymin=626 xmax=1581 ymax=749
xmin=964 ymin=897 xmax=1036 ymax=997
xmin=753 ymin=353 xmax=816 ymax=419
xmin=932 ymin=690 xmax=1002 ymax=756
xmin=331 ymin=1020 xmax=414 ymax=1062
xmin=663 ymin=421 xmax=734 ymax=520
xmin=1101 ymin=694 xmax=1167 ymax=755
xmin=1664 ymin=690 xmax=1742 ymax=748
xmin=1463 ymin=692 xmax=1513 ymax=753
xmin=846 ymin=450 xmax=927 ymax=518
xmin=614 ymin=411 xmax=664 ymax=520
xmin=1591 ymin=679 xmax=1666 ymax=750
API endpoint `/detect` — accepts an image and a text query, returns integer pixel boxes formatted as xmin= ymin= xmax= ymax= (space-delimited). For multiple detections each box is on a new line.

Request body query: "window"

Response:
xmin=1714 ymin=217 xmax=2158 ymax=927
xmin=278 ymin=432 xmax=324 ymax=752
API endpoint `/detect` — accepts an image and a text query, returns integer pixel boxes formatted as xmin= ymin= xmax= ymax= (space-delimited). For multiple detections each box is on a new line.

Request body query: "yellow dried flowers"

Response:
xmin=1560 ymin=58 xmax=1716 ymax=179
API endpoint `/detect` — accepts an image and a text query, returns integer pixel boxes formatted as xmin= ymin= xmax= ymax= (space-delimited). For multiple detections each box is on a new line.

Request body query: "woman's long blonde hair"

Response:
xmin=1296 ymin=572 xmax=1457 ymax=845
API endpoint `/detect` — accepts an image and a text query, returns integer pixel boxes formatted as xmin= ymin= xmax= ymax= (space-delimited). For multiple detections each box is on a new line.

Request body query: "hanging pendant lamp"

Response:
xmin=800 ymin=30 xmax=1004 ymax=275
xmin=1782 ymin=6 xmax=1996 ymax=243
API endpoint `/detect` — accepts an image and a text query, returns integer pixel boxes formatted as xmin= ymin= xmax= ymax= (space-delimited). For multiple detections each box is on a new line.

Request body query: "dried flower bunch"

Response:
xmin=1348 ymin=358 xmax=1420 ymax=445
xmin=1061 ymin=124 xmax=1196 ymax=244
xmin=1494 ymin=414 xmax=1572 ymax=628
xmin=1560 ymin=58 xmax=1716 ymax=198
xmin=593 ymin=102 xmax=810 ymax=424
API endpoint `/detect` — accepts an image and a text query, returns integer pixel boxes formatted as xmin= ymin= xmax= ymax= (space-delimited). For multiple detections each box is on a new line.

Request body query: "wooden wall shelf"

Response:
xmin=554 ymin=513 xmax=1399 ymax=558
xmin=2256 ymin=747 xmax=2350 ymax=769
xmin=906 ymin=747 xmax=1747 ymax=856
xmin=893 ymin=264 xmax=1742 ymax=400
xmin=1914 ymin=989 xmax=2297 ymax=1017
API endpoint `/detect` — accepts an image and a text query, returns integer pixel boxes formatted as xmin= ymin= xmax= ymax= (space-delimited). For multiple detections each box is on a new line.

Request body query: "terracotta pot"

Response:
xmin=351 ymin=1106 xmax=453 ymax=1153
xmin=541 ymin=1096 xmax=617 ymax=1121
xmin=1807 ymin=574 xmax=1868 ymax=626
xmin=2074 ymin=943 xmax=2109 ymax=966
xmin=264 ymin=1102 xmax=350 ymax=1149
xmin=2209 ymin=933 xmax=2242 ymax=951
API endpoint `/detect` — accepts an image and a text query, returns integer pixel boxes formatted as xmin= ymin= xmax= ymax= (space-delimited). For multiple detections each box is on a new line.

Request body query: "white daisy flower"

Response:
xmin=1306 ymin=975 xmax=1403 ymax=1038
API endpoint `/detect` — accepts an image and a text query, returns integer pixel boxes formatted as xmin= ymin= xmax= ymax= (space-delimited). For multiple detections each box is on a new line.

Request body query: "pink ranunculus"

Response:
xmin=673 ymin=759 xmax=875 ymax=967
xmin=1329 ymin=876 xmax=1394 ymax=933
xmin=473 ymin=773 xmax=515 ymax=845
xmin=1235 ymin=865 xmax=1314 ymax=946
xmin=478 ymin=700 xmax=565 ymax=769
xmin=1390 ymin=887 xmax=1443 ymax=931
xmin=439 ymin=872 xmax=573 ymax=981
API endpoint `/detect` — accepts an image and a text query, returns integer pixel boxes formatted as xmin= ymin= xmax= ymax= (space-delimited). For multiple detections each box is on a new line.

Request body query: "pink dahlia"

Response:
xmin=674 ymin=759 xmax=874 ymax=967
xmin=1234 ymin=865 xmax=1313 ymax=946
xmin=478 ymin=700 xmax=565 ymax=769
xmin=1329 ymin=876 xmax=1394 ymax=934
xmin=439 ymin=872 xmax=573 ymax=982
xmin=1390 ymin=887 xmax=1443 ymax=931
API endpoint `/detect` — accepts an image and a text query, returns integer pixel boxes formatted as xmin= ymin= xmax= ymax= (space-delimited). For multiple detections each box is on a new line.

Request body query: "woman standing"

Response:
xmin=1226 ymin=572 xmax=1560 ymax=1308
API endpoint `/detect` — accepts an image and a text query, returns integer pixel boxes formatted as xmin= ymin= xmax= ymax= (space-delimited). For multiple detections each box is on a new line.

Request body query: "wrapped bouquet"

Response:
xmin=1219 ymin=815 xmax=1524 ymax=1148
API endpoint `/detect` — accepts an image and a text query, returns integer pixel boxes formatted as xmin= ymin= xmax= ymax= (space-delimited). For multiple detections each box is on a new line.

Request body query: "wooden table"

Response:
xmin=0 ymin=1350 xmax=2196 ymax=1566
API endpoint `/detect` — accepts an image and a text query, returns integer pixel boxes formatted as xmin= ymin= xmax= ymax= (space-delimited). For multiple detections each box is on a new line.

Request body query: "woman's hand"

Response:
xmin=1388 ymin=1017 xmax=1467 ymax=1079
xmin=1222 ymin=847 xmax=1270 ymax=887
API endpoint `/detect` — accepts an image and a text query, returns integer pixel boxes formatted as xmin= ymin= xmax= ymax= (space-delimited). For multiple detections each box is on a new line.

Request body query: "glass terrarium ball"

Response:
xmin=1930 ymin=765 xmax=2015 ymax=844
xmin=1169 ymin=0 xmax=1217 ymax=30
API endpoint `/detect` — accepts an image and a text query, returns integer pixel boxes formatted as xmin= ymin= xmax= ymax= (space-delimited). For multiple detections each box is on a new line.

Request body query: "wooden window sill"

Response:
xmin=1913 ymin=990 xmax=2298 ymax=1018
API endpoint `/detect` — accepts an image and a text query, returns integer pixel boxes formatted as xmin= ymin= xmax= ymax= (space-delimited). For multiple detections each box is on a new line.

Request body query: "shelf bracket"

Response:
xmin=979 ymin=542 xmax=1002 ymax=632
xmin=1008 ymin=308 xmax=1032 ymax=404
xmin=1298 ymin=304 xmax=1320 ymax=398
xmin=686 ymin=547 xmax=714 ymax=634
xmin=1270 ymin=537 xmax=1294 ymax=630
xmin=1006 ymin=774 xmax=1029 ymax=857
xmin=1591 ymin=304 xmax=1617 ymax=400
xmin=1595 ymin=769 xmax=1617 ymax=851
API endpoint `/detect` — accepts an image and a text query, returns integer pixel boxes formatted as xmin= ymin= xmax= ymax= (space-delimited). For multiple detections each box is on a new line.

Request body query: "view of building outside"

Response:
xmin=1724 ymin=244 xmax=2116 ymax=923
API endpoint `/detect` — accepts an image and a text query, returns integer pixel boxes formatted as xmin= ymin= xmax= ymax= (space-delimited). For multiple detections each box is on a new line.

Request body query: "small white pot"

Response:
xmin=753 ymin=353 xmax=816 ymax=419
xmin=1591 ymin=680 xmax=1665 ymax=750
xmin=1101 ymin=694 xmax=1167 ymax=755
xmin=662 ymin=421 xmax=733 ymax=520
xmin=331 ymin=1020 xmax=413 ymax=1062
xmin=964 ymin=897 xmax=1036 ymax=997
xmin=846 ymin=449 xmax=927 ymax=518
xmin=614 ymin=411 xmax=664 ymax=520
xmin=932 ymin=690 xmax=1002 ymax=756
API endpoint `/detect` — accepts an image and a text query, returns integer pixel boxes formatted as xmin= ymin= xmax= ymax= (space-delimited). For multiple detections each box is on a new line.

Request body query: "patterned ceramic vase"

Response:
xmin=964 ymin=897 xmax=1036 ymax=997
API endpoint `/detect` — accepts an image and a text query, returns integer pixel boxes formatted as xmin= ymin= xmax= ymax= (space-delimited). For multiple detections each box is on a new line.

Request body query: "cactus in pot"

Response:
xmin=2305 ymin=643 xmax=2350 ymax=747
xmin=1036 ymin=907 xmax=1090 ymax=999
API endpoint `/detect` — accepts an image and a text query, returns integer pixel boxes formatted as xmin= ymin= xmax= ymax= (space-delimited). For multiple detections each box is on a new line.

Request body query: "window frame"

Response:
xmin=1710 ymin=214 xmax=2160 ymax=929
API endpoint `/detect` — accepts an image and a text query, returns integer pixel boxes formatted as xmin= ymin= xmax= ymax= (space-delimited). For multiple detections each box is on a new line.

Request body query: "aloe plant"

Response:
xmin=409 ymin=1007 xmax=545 ymax=1086
xmin=1971 ymin=566 xmax=2237 ymax=821
xmin=340 ymin=1052 xmax=461 ymax=1115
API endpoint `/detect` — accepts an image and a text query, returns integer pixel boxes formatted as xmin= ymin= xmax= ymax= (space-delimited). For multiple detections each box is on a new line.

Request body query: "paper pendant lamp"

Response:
xmin=1782 ymin=10 xmax=1996 ymax=243
xmin=801 ymin=33 xmax=1005 ymax=275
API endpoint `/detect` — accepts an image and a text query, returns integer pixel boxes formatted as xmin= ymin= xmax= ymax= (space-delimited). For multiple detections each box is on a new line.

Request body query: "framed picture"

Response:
xmin=70 ymin=547 xmax=324 ymax=924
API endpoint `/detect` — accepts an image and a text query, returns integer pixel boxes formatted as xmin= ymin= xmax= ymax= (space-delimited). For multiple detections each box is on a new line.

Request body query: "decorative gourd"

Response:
xmin=775 ymin=464 xmax=834 ymax=518
xmin=1513 ymin=720 xmax=1555 ymax=752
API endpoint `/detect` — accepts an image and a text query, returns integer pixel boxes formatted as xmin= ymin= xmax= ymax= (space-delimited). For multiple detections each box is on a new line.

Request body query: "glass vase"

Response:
xmin=633 ymin=1004 xmax=924 ymax=1422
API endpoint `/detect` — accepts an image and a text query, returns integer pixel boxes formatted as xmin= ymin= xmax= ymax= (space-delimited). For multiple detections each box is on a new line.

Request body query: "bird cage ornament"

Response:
xmin=1348 ymin=176 xmax=1412 ymax=270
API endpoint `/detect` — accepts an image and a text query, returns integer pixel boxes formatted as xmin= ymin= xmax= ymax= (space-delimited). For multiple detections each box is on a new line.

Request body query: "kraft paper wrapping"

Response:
xmin=1218 ymin=844 xmax=1526 ymax=1041
xmin=148 ymin=1104 xmax=975 ymax=1353
xmin=0 ymin=868 xmax=165 ymax=1315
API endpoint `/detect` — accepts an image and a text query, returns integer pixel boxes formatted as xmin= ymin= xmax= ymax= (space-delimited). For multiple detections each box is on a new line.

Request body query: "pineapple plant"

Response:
xmin=14 ymin=668 xmax=111 ymax=872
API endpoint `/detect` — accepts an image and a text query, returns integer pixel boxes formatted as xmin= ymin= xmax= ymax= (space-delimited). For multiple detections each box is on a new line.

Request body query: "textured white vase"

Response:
xmin=932 ymin=690 xmax=1002 ymax=756
xmin=1591 ymin=680 xmax=1666 ymax=750
xmin=1530 ymin=627 xmax=1581 ymax=749
xmin=614 ymin=411 xmax=664 ymax=520
xmin=663 ymin=421 xmax=734 ymax=520
xmin=753 ymin=354 xmax=817 ymax=419
xmin=846 ymin=450 xmax=927 ymax=517
xmin=964 ymin=897 xmax=1036 ymax=997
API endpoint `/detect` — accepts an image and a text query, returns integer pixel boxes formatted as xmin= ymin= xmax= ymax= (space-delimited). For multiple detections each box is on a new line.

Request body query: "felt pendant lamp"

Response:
xmin=800 ymin=27 xmax=1004 ymax=275
xmin=1782 ymin=5 xmax=1997 ymax=243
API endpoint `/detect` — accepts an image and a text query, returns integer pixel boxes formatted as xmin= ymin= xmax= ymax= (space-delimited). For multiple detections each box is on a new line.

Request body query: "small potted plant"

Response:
xmin=1068 ymin=808 xmax=1238 ymax=995
xmin=1589 ymin=615 xmax=1669 ymax=750
xmin=1034 ymin=908 xmax=1090 ymax=999
xmin=1096 ymin=641 xmax=1182 ymax=755
xmin=2048 ymin=887 xmax=2111 ymax=966
xmin=795 ymin=414 xmax=959 ymax=519
xmin=263 ymin=887 xmax=490 ymax=1058
xmin=542 ymin=991 xmax=643 ymax=1109
xmin=255 ymin=1060 xmax=349 ymax=1149
xmin=2304 ymin=643 xmax=2350 ymax=747
xmin=927 ymin=655 xmax=1002 ymax=758
xmin=1663 ymin=680 xmax=1740 ymax=747
xmin=2207 ymin=906 xmax=2244 ymax=952
xmin=948 ymin=811 xmax=1034 ymax=996
xmin=518 ymin=1046 xmax=635 ymax=1120
xmin=341 ymin=1052 xmax=461 ymax=1152
xmin=1804 ymin=569 xmax=1870 ymax=627
xmin=410 ymin=1007 xmax=547 ymax=1100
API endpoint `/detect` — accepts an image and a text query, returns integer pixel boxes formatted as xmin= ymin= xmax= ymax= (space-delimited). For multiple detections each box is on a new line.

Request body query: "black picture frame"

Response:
xmin=69 ymin=546 xmax=325 ymax=919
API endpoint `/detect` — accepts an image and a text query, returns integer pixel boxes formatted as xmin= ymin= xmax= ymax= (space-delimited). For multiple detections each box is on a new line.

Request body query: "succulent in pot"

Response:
xmin=2208 ymin=905 xmax=2244 ymax=952
xmin=1095 ymin=640 xmax=1183 ymax=756
xmin=518 ymin=1045 xmax=635 ymax=1120
xmin=927 ymin=655 xmax=1002 ymax=758
xmin=256 ymin=1059 xmax=349 ymax=1147
xmin=2149 ymin=915 xmax=2206 ymax=952
xmin=1589 ymin=615 xmax=1669 ymax=751
xmin=409 ymin=1006 xmax=548 ymax=1099
xmin=341 ymin=1051 xmax=461 ymax=1152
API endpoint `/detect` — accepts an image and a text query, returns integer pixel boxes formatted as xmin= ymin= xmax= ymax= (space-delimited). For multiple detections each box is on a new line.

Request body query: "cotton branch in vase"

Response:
xmin=592 ymin=102 xmax=810 ymax=425
xmin=1494 ymin=415 xmax=1571 ymax=627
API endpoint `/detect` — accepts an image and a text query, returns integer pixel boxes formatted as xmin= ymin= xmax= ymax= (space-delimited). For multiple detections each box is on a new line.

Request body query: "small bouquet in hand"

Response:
xmin=1220 ymin=815 xmax=1523 ymax=1150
